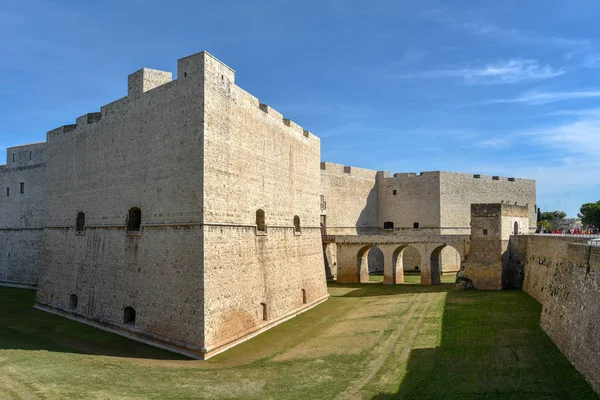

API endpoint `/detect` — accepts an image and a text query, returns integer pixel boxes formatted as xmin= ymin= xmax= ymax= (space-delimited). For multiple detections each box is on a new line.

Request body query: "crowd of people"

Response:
xmin=537 ymin=227 xmax=600 ymax=235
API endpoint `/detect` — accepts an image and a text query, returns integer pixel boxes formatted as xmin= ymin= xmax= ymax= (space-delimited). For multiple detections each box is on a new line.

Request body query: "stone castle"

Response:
xmin=0 ymin=51 xmax=536 ymax=359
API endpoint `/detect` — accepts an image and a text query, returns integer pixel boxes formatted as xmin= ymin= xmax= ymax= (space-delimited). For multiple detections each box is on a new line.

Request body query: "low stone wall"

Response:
xmin=516 ymin=235 xmax=600 ymax=394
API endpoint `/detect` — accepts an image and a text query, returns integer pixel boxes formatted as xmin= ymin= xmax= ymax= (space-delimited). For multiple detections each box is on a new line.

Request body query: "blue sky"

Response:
xmin=1 ymin=0 xmax=599 ymax=217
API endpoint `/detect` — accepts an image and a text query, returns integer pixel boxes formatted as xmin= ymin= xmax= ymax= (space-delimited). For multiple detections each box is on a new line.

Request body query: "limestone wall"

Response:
xmin=518 ymin=236 xmax=588 ymax=304
xmin=377 ymin=172 xmax=441 ymax=232
xmin=440 ymin=173 xmax=536 ymax=234
xmin=0 ymin=143 xmax=46 ymax=285
xmin=516 ymin=235 xmax=600 ymax=394
xmin=36 ymin=54 xmax=207 ymax=353
xmin=319 ymin=163 xmax=378 ymax=235
xmin=201 ymin=52 xmax=328 ymax=355
xmin=541 ymin=244 xmax=600 ymax=394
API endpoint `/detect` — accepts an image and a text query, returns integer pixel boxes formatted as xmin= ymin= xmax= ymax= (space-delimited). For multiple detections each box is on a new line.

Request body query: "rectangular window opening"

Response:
xmin=20 ymin=182 xmax=24 ymax=194
xmin=392 ymin=189 xmax=397 ymax=195
xmin=483 ymin=229 xmax=488 ymax=235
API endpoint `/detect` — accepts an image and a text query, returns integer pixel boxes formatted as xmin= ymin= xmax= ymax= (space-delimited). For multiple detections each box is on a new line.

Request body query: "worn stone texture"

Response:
xmin=515 ymin=236 xmax=600 ymax=395
xmin=32 ymin=51 xmax=328 ymax=359
xmin=319 ymin=162 xmax=377 ymax=235
xmin=320 ymin=167 xmax=536 ymax=237
xmin=462 ymin=204 xmax=529 ymax=290
xmin=0 ymin=143 xmax=46 ymax=285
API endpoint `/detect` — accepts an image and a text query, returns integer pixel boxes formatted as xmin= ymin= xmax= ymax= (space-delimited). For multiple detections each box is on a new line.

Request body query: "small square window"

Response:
xmin=413 ymin=222 xmax=419 ymax=229
xmin=483 ymin=229 xmax=488 ymax=235
xmin=392 ymin=190 xmax=397 ymax=195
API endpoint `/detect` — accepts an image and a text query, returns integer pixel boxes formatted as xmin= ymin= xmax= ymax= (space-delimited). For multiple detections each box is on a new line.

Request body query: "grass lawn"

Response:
xmin=0 ymin=284 xmax=596 ymax=399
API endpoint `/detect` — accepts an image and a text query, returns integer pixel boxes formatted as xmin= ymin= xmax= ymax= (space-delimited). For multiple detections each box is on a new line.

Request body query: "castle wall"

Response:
xmin=36 ymin=59 xmax=207 ymax=354
xmin=377 ymin=172 xmax=441 ymax=233
xmin=462 ymin=204 xmax=529 ymax=290
xmin=319 ymin=163 xmax=378 ymax=235
xmin=0 ymin=143 xmax=46 ymax=285
xmin=197 ymin=52 xmax=329 ymax=356
xmin=515 ymin=235 xmax=600 ymax=394
xmin=439 ymin=173 xmax=536 ymax=234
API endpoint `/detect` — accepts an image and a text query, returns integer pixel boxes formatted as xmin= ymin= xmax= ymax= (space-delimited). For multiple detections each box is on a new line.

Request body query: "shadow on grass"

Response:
xmin=334 ymin=284 xmax=599 ymax=400
xmin=0 ymin=287 xmax=187 ymax=360
xmin=330 ymin=282 xmax=455 ymax=297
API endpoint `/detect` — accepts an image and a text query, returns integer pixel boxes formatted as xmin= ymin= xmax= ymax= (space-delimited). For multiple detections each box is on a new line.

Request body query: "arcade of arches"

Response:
xmin=334 ymin=240 xmax=468 ymax=285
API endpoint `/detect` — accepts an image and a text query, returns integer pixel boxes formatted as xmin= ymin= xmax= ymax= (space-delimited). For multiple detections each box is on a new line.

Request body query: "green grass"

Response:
xmin=0 ymin=284 xmax=596 ymax=399
xmin=369 ymin=274 xmax=456 ymax=284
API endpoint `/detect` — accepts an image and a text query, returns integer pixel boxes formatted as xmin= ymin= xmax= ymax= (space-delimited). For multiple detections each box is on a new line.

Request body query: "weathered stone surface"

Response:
xmin=31 ymin=51 xmax=328 ymax=359
xmin=0 ymin=143 xmax=46 ymax=286
xmin=515 ymin=235 xmax=600 ymax=395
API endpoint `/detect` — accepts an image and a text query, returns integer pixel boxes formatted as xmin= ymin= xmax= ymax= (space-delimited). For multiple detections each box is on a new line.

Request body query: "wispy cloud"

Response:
xmin=474 ymin=138 xmax=509 ymax=148
xmin=526 ymin=116 xmax=600 ymax=156
xmin=425 ymin=10 xmax=591 ymax=50
xmin=400 ymin=59 xmax=565 ymax=84
xmin=494 ymin=90 xmax=600 ymax=105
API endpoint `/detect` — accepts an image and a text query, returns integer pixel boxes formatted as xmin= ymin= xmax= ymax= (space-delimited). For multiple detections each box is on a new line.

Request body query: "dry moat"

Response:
xmin=0 ymin=283 xmax=596 ymax=399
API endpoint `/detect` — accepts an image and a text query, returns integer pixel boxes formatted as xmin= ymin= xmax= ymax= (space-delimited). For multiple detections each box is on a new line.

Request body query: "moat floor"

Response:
xmin=0 ymin=284 xmax=597 ymax=400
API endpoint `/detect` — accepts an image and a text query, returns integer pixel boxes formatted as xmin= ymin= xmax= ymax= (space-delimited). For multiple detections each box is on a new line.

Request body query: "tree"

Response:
xmin=578 ymin=201 xmax=600 ymax=227
xmin=540 ymin=210 xmax=567 ymax=221
xmin=537 ymin=220 xmax=550 ymax=232
xmin=537 ymin=208 xmax=542 ymax=222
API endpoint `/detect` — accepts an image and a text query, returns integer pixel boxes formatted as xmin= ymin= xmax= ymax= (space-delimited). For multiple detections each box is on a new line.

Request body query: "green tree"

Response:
xmin=537 ymin=220 xmax=550 ymax=231
xmin=578 ymin=201 xmax=600 ymax=227
xmin=537 ymin=208 xmax=542 ymax=222
xmin=540 ymin=210 xmax=567 ymax=221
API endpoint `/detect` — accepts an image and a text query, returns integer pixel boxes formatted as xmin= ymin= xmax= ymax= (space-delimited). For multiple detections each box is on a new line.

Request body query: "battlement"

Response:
xmin=128 ymin=68 xmax=173 ymax=97
xmin=320 ymin=162 xmax=378 ymax=178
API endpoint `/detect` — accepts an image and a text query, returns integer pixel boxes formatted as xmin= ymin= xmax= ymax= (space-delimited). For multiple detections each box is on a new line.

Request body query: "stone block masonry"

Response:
xmin=0 ymin=143 xmax=46 ymax=286
xmin=34 ymin=51 xmax=328 ymax=359
xmin=513 ymin=235 xmax=600 ymax=395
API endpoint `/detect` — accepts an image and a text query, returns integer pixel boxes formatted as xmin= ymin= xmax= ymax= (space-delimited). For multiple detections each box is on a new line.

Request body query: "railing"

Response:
xmin=532 ymin=233 xmax=600 ymax=239
xmin=590 ymin=240 xmax=600 ymax=247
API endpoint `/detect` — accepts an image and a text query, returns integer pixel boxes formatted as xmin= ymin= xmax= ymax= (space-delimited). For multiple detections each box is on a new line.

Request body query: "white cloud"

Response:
xmin=526 ymin=117 xmax=600 ymax=156
xmin=495 ymin=90 xmax=600 ymax=105
xmin=402 ymin=59 xmax=565 ymax=84
xmin=474 ymin=138 xmax=509 ymax=148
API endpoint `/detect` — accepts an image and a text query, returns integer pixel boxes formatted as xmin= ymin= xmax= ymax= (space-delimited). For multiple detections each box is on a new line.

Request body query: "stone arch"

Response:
xmin=391 ymin=245 xmax=421 ymax=284
xmin=357 ymin=245 xmax=383 ymax=283
xmin=429 ymin=244 xmax=461 ymax=285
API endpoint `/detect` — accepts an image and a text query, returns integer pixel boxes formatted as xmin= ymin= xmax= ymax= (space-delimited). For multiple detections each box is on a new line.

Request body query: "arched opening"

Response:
xmin=69 ymin=294 xmax=78 ymax=310
xmin=127 ymin=207 xmax=141 ymax=232
xmin=123 ymin=306 xmax=136 ymax=326
xmin=76 ymin=212 xmax=85 ymax=233
xmin=256 ymin=209 xmax=266 ymax=233
xmin=294 ymin=215 xmax=301 ymax=233
xmin=392 ymin=245 xmax=421 ymax=284
xmin=383 ymin=221 xmax=394 ymax=230
xmin=301 ymin=289 xmax=307 ymax=304
xmin=429 ymin=245 xmax=461 ymax=285
xmin=261 ymin=303 xmax=268 ymax=321
xmin=514 ymin=221 xmax=519 ymax=235
xmin=440 ymin=246 xmax=461 ymax=275
xmin=357 ymin=245 xmax=384 ymax=283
